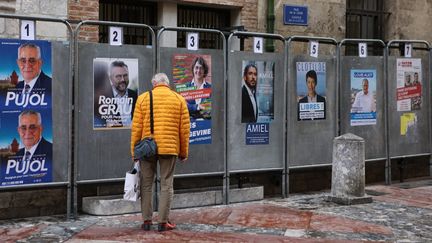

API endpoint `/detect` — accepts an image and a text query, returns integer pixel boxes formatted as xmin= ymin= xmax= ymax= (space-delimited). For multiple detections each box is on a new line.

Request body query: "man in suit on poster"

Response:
xmin=242 ymin=64 xmax=258 ymax=123
xmin=16 ymin=110 xmax=52 ymax=163
xmin=101 ymin=60 xmax=138 ymax=127
xmin=15 ymin=43 xmax=52 ymax=95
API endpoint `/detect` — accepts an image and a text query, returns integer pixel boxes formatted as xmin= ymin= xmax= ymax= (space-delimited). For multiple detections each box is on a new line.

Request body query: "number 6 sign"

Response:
xmin=358 ymin=43 xmax=367 ymax=58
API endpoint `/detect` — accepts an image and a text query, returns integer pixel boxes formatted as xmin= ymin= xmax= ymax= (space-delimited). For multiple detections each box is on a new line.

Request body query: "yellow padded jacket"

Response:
xmin=130 ymin=84 xmax=190 ymax=159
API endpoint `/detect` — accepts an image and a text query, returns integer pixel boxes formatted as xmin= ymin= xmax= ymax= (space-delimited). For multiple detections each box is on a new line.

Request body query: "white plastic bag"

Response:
xmin=123 ymin=162 xmax=140 ymax=201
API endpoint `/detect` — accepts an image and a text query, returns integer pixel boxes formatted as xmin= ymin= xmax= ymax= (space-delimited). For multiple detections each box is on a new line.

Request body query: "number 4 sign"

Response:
xmin=187 ymin=33 xmax=198 ymax=50
xmin=109 ymin=26 xmax=123 ymax=46
xmin=254 ymin=37 xmax=263 ymax=53
xmin=20 ymin=20 xmax=35 ymax=40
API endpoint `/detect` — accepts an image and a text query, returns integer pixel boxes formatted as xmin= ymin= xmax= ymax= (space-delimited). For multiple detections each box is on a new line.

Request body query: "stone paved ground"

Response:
xmin=0 ymin=179 xmax=431 ymax=242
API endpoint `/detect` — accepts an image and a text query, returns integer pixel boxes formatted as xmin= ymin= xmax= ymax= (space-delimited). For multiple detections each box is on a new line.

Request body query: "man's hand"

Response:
xmin=179 ymin=157 xmax=187 ymax=163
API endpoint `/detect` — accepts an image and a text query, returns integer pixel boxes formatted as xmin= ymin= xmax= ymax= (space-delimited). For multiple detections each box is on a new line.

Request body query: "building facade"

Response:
xmin=0 ymin=1 xmax=430 ymax=46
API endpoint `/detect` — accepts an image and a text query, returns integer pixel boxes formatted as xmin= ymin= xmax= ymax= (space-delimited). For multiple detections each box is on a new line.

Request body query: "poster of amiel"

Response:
xmin=241 ymin=60 xmax=274 ymax=123
xmin=172 ymin=54 xmax=212 ymax=144
xmin=0 ymin=39 xmax=53 ymax=186
xmin=396 ymin=58 xmax=422 ymax=111
xmin=93 ymin=58 xmax=139 ymax=129
xmin=296 ymin=62 xmax=326 ymax=121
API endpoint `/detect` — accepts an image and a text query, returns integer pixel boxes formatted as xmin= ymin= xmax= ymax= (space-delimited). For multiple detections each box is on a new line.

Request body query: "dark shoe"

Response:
xmin=141 ymin=220 xmax=152 ymax=231
xmin=158 ymin=221 xmax=176 ymax=232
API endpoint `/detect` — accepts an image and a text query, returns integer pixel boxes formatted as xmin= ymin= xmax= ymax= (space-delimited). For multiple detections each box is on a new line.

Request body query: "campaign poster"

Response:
xmin=172 ymin=54 xmax=212 ymax=144
xmin=241 ymin=60 xmax=274 ymax=123
xmin=396 ymin=59 xmax=422 ymax=111
xmin=245 ymin=123 xmax=269 ymax=145
xmin=296 ymin=62 xmax=326 ymax=121
xmin=350 ymin=69 xmax=377 ymax=126
xmin=400 ymin=113 xmax=419 ymax=143
xmin=0 ymin=39 xmax=53 ymax=186
xmin=93 ymin=58 xmax=139 ymax=129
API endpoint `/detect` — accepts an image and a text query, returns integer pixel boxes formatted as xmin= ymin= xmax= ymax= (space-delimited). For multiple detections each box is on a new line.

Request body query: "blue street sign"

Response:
xmin=283 ymin=5 xmax=308 ymax=26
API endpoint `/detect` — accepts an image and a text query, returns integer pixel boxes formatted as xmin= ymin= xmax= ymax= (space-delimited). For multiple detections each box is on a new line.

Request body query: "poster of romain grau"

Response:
xmin=93 ymin=58 xmax=139 ymax=129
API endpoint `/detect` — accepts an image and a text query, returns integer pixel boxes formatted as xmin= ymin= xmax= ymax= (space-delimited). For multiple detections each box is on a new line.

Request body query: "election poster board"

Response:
xmin=0 ymin=39 xmax=53 ymax=186
xmin=241 ymin=60 xmax=274 ymax=123
xmin=241 ymin=60 xmax=274 ymax=145
xmin=93 ymin=58 xmax=139 ymax=130
xmin=172 ymin=54 xmax=212 ymax=144
xmin=350 ymin=69 xmax=377 ymax=126
xmin=396 ymin=58 xmax=422 ymax=111
xmin=296 ymin=62 xmax=326 ymax=121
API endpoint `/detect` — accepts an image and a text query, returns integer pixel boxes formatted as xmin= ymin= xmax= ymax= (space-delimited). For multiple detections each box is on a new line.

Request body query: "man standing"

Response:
xmin=352 ymin=78 xmax=375 ymax=113
xmin=242 ymin=64 xmax=258 ymax=123
xmin=106 ymin=60 xmax=138 ymax=127
xmin=131 ymin=73 xmax=190 ymax=232
xmin=16 ymin=110 xmax=52 ymax=162
xmin=15 ymin=43 xmax=51 ymax=95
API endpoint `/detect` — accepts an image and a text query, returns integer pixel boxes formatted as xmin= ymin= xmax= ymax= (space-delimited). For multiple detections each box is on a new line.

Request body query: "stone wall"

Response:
xmin=384 ymin=0 xmax=432 ymax=42
xmin=0 ymin=0 xmax=68 ymax=40
xmin=0 ymin=188 xmax=67 ymax=219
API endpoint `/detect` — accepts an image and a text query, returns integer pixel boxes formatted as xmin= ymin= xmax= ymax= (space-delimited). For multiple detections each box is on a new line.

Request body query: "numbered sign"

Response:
xmin=20 ymin=20 xmax=35 ymax=40
xmin=254 ymin=37 xmax=263 ymax=53
xmin=358 ymin=43 xmax=367 ymax=58
xmin=404 ymin=43 xmax=412 ymax=57
xmin=310 ymin=41 xmax=319 ymax=58
xmin=187 ymin=33 xmax=199 ymax=50
xmin=109 ymin=26 xmax=123 ymax=46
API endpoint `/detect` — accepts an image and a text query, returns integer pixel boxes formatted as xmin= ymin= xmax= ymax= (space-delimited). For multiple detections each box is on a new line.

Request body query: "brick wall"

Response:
xmin=179 ymin=0 xmax=259 ymax=30
xmin=68 ymin=0 xmax=99 ymax=42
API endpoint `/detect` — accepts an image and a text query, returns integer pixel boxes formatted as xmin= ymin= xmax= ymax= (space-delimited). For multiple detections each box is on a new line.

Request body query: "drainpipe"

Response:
xmin=266 ymin=0 xmax=275 ymax=52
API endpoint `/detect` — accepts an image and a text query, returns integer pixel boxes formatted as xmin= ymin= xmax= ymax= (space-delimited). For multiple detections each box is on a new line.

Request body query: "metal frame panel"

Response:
xmin=227 ymin=31 xmax=286 ymax=201
xmin=73 ymin=20 xmax=155 ymax=217
xmin=385 ymin=40 xmax=431 ymax=184
xmin=338 ymin=39 xmax=387 ymax=176
xmin=0 ymin=13 xmax=74 ymax=218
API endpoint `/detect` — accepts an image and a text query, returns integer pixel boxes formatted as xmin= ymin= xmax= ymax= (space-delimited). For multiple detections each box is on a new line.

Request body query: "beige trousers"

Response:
xmin=139 ymin=155 xmax=176 ymax=223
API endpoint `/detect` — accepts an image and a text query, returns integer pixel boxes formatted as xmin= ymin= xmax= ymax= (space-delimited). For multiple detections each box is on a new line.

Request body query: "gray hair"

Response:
xmin=18 ymin=110 xmax=42 ymax=126
xmin=152 ymin=73 xmax=170 ymax=86
xmin=109 ymin=60 xmax=128 ymax=75
xmin=18 ymin=43 xmax=41 ymax=59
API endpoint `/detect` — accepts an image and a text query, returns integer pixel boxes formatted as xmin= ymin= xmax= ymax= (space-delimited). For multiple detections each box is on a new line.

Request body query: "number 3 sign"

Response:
xmin=187 ymin=33 xmax=198 ymax=50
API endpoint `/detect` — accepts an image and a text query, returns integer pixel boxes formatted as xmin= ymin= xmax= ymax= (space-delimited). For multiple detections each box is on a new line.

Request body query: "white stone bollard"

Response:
xmin=327 ymin=133 xmax=372 ymax=205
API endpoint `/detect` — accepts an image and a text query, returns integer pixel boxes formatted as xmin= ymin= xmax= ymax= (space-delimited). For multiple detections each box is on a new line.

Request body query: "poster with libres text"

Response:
xmin=296 ymin=62 xmax=326 ymax=121
xmin=0 ymin=39 xmax=53 ymax=186
xmin=172 ymin=54 xmax=212 ymax=144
